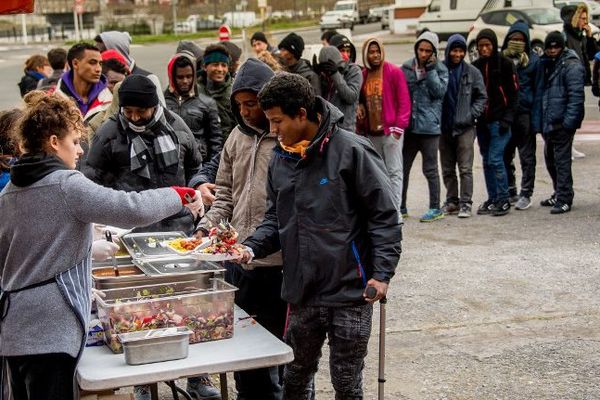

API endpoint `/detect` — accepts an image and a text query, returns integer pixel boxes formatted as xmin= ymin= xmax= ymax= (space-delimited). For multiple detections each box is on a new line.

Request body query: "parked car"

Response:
xmin=467 ymin=7 xmax=565 ymax=61
xmin=417 ymin=0 xmax=489 ymax=41
xmin=320 ymin=10 xmax=354 ymax=30
xmin=381 ymin=8 xmax=390 ymax=30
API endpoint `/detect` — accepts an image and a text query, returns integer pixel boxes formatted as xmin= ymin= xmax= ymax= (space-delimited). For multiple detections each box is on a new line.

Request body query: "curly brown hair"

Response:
xmin=257 ymin=50 xmax=283 ymax=72
xmin=16 ymin=91 xmax=84 ymax=155
xmin=0 ymin=108 xmax=23 ymax=171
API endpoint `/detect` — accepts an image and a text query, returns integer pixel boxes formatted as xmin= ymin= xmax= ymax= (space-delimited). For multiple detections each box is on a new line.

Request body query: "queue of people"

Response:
xmin=0 ymin=18 xmax=594 ymax=400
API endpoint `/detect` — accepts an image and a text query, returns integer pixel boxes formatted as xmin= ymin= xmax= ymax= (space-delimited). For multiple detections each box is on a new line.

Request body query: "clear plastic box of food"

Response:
xmin=94 ymin=278 xmax=236 ymax=353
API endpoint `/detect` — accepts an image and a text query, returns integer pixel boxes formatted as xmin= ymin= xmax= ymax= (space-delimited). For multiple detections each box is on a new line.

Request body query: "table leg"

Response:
xmin=219 ymin=373 xmax=228 ymax=400
xmin=150 ymin=383 xmax=159 ymax=400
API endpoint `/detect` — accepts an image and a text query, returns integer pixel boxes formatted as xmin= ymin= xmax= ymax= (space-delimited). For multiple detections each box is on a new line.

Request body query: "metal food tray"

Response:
xmin=134 ymin=257 xmax=225 ymax=276
xmin=119 ymin=327 xmax=191 ymax=365
xmin=120 ymin=231 xmax=186 ymax=259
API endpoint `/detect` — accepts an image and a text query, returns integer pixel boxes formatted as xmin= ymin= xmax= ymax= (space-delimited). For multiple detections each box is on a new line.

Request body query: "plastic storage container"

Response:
xmin=95 ymin=278 xmax=236 ymax=353
xmin=119 ymin=327 xmax=192 ymax=365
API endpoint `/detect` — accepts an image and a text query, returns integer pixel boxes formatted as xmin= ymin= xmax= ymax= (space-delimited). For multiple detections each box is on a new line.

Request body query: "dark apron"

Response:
xmin=0 ymin=255 xmax=92 ymax=400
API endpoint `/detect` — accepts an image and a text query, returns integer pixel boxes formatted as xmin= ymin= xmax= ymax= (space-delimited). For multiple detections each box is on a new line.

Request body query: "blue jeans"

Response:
xmin=477 ymin=122 xmax=511 ymax=202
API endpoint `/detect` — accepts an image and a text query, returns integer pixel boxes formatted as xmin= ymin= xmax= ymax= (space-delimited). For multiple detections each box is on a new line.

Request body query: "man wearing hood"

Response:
xmin=562 ymin=3 xmax=596 ymax=159
xmin=165 ymin=52 xmax=223 ymax=163
xmin=500 ymin=20 xmax=543 ymax=211
xmin=278 ymin=33 xmax=321 ymax=96
xmin=561 ymin=4 xmax=598 ymax=85
xmin=193 ymin=58 xmax=286 ymax=400
xmin=328 ymin=33 xmax=357 ymax=64
xmin=440 ymin=34 xmax=487 ymax=218
xmin=357 ymin=38 xmax=411 ymax=216
xmin=401 ymin=31 xmax=448 ymax=222
xmin=316 ymin=45 xmax=362 ymax=132
xmin=83 ymin=75 xmax=203 ymax=233
xmin=537 ymin=31 xmax=585 ymax=214
xmin=473 ymin=29 xmax=519 ymax=217
xmin=236 ymin=73 xmax=402 ymax=400
xmin=199 ymin=44 xmax=236 ymax=140
xmin=95 ymin=31 xmax=152 ymax=76
xmin=55 ymin=42 xmax=112 ymax=123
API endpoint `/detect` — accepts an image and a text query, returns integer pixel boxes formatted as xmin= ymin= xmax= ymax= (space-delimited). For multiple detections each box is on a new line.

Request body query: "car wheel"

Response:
xmin=531 ymin=41 xmax=544 ymax=56
xmin=468 ymin=42 xmax=479 ymax=63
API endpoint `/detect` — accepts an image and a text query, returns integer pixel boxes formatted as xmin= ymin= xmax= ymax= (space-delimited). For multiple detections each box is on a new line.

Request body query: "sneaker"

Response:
xmin=187 ymin=376 xmax=221 ymax=400
xmin=400 ymin=207 xmax=408 ymax=218
xmin=133 ymin=386 xmax=152 ymax=400
xmin=457 ymin=204 xmax=472 ymax=218
xmin=477 ymin=200 xmax=494 ymax=215
xmin=441 ymin=202 xmax=459 ymax=215
xmin=540 ymin=196 xmax=557 ymax=207
xmin=514 ymin=196 xmax=531 ymax=210
xmin=572 ymin=146 xmax=585 ymax=159
xmin=491 ymin=200 xmax=511 ymax=216
xmin=550 ymin=202 xmax=571 ymax=214
xmin=420 ymin=208 xmax=445 ymax=222
xmin=509 ymin=194 xmax=519 ymax=205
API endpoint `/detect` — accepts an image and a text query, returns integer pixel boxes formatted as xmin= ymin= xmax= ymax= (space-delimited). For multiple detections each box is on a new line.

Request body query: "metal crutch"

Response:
xmin=366 ymin=286 xmax=387 ymax=400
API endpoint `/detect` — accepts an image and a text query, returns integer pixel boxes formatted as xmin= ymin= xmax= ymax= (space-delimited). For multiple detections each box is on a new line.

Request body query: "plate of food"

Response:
xmin=165 ymin=237 xmax=209 ymax=255
xmin=194 ymin=221 xmax=245 ymax=261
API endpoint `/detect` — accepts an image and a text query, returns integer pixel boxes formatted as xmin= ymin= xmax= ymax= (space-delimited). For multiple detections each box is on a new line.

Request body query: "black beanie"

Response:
xmin=278 ymin=33 xmax=304 ymax=60
xmin=251 ymin=31 xmax=268 ymax=45
xmin=118 ymin=75 xmax=159 ymax=108
xmin=545 ymin=31 xmax=565 ymax=49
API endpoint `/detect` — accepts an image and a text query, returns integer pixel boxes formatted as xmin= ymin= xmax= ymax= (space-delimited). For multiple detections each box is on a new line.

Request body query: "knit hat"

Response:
xmin=118 ymin=74 xmax=159 ymax=108
xmin=251 ymin=31 xmax=269 ymax=46
xmin=278 ymin=33 xmax=304 ymax=60
xmin=222 ymin=41 xmax=242 ymax=63
xmin=545 ymin=31 xmax=565 ymax=49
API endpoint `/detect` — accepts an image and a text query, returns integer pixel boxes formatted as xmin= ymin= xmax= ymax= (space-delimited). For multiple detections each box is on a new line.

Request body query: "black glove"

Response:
xmin=320 ymin=60 xmax=339 ymax=76
xmin=593 ymin=85 xmax=600 ymax=97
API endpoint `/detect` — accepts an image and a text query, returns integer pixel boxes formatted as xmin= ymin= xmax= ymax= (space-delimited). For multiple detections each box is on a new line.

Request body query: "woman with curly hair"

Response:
xmin=257 ymin=49 xmax=283 ymax=72
xmin=0 ymin=109 xmax=22 ymax=191
xmin=0 ymin=94 xmax=201 ymax=400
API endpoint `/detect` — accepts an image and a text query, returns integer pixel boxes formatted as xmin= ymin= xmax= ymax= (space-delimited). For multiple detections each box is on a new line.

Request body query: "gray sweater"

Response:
xmin=0 ymin=170 xmax=182 ymax=357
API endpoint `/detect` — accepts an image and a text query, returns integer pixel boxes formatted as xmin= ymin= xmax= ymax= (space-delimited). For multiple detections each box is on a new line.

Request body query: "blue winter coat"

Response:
xmin=539 ymin=49 xmax=585 ymax=134
xmin=401 ymin=32 xmax=449 ymax=135
xmin=501 ymin=20 xmax=543 ymax=132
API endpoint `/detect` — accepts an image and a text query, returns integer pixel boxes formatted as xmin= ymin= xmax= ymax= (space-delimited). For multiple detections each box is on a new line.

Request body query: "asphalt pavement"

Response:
xmin=2 ymin=23 xmax=600 ymax=399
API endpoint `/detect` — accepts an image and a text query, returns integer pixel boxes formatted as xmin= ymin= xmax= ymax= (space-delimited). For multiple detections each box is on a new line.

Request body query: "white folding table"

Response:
xmin=77 ymin=306 xmax=293 ymax=399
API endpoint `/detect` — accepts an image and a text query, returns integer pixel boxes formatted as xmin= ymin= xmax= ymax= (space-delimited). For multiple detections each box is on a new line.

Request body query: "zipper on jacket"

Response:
xmin=351 ymin=241 xmax=368 ymax=288
xmin=245 ymin=132 xmax=269 ymax=231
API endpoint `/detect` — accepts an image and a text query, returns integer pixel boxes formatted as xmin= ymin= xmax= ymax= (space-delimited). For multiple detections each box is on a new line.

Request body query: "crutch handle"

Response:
xmin=365 ymin=286 xmax=377 ymax=299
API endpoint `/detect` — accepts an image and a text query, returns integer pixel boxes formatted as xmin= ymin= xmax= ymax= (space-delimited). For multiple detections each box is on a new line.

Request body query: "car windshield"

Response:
xmin=335 ymin=3 xmax=354 ymax=10
xmin=524 ymin=8 xmax=562 ymax=24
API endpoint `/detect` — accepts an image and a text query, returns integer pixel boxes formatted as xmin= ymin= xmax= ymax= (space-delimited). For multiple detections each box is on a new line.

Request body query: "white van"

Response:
xmin=416 ymin=0 xmax=488 ymax=40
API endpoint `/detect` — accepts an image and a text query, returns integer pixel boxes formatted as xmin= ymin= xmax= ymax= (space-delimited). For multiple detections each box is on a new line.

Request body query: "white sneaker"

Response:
xmin=572 ymin=146 xmax=585 ymax=159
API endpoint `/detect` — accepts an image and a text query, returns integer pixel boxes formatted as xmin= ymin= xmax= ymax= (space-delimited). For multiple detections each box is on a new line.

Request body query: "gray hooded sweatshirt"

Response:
xmin=0 ymin=168 xmax=182 ymax=358
xmin=318 ymin=46 xmax=363 ymax=132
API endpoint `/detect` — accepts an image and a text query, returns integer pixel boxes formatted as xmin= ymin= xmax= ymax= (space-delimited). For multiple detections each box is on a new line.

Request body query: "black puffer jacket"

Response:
xmin=83 ymin=107 xmax=202 ymax=234
xmin=243 ymin=98 xmax=402 ymax=307
xmin=165 ymin=53 xmax=223 ymax=162
xmin=288 ymin=59 xmax=322 ymax=96
xmin=472 ymin=29 xmax=519 ymax=126
xmin=198 ymin=71 xmax=235 ymax=140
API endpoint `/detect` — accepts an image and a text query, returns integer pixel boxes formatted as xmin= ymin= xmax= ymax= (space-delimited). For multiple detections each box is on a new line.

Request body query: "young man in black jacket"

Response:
xmin=235 ymin=73 xmax=402 ymax=399
xmin=537 ymin=32 xmax=585 ymax=214
xmin=165 ymin=52 xmax=223 ymax=163
xmin=473 ymin=29 xmax=519 ymax=217
xmin=440 ymin=34 xmax=487 ymax=218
